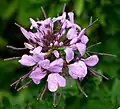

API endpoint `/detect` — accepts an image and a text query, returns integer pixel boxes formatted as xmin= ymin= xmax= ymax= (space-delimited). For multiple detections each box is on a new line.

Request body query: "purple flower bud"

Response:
xmin=50 ymin=43 xmax=53 ymax=46
xmin=59 ymin=42 xmax=63 ymax=46
xmin=54 ymin=41 xmax=58 ymax=46
xmin=24 ymin=43 xmax=34 ymax=49
xmin=53 ymin=50 xmax=59 ymax=58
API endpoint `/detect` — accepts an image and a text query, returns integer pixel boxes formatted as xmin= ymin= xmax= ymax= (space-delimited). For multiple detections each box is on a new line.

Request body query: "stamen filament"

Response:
xmin=76 ymin=80 xmax=88 ymax=97
xmin=87 ymin=51 xmax=116 ymax=57
xmin=6 ymin=45 xmax=27 ymax=50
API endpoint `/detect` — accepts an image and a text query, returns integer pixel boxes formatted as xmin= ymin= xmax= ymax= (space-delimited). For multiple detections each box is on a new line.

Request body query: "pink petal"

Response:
xmin=81 ymin=35 xmax=89 ymax=44
xmin=70 ymin=37 xmax=78 ymax=45
xmin=30 ymin=46 xmax=42 ymax=54
xmin=78 ymin=28 xmax=86 ymax=39
xmin=47 ymin=74 xmax=58 ymax=92
xmin=48 ymin=66 xmax=63 ymax=73
xmin=53 ymin=50 xmax=59 ymax=58
xmin=66 ymin=20 xmax=74 ymax=28
xmin=39 ymin=18 xmax=51 ymax=25
xmin=32 ymin=79 xmax=40 ymax=84
xmin=57 ymin=74 xmax=66 ymax=87
xmin=68 ymin=61 xmax=87 ymax=79
xmin=29 ymin=18 xmax=38 ymax=29
xmin=32 ymin=53 xmax=45 ymax=63
xmin=28 ymin=31 xmax=36 ymax=42
xmin=84 ymin=55 xmax=99 ymax=66
xmin=20 ymin=27 xmax=30 ymax=40
xmin=24 ymin=43 xmax=34 ymax=49
xmin=48 ymin=81 xmax=58 ymax=92
xmin=48 ymin=58 xmax=64 ymax=73
xmin=64 ymin=47 xmax=74 ymax=63
xmin=68 ymin=12 xmax=74 ymax=23
xmin=19 ymin=54 xmax=36 ymax=66
xmin=29 ymin=68 xmax=46 ymax=84
xmin=38 ymin=59 xmax=50 ymax=69
xmin=76 ymin=43 xmax=86 ymax=56
xmin=53 ymin=12 xmax=66 ymax=23
xmin=67 ymin=28 xmax=77 ymax=40
xmin=50 ymin=58 xmax=63 ymax=67
xmin=69 ymin=44 xmax=77 ymax=50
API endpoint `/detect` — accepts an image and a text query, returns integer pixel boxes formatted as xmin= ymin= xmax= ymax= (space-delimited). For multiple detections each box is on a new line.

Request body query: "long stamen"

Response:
xmin=6 ymin=45 xmax=27 ymax=50
xmin=67 ymin=76 xmax=72 ymax=87
xmin=86 ymin=19 xmax=98 ymax=29
xmin=17 ymin=80 xmax=32 ymax=91
xmin=88 ymin=67 xmax=101 ymax=81
xmin=56 ymin=88 xmax=63 ymax=106
xmin=62 ymin=4 xmax=66 ymax=13
xmin=87 ymin=51 xmax=116 ymax=57
xmin=39 ymin=84 xmax=47 ymax=100
xmin=76 ymin=80 xmax=88 ymax=97
xmin=4 ymin=57 xmax=20 ymax=61
xmin=87 ymin=42 xmax=102 ymax=49
xmin=89 ymin=16 xmax=93 ymax=25
xmin=53 ymin=92 xmax=57 ymax=107
xmin=97 ymin=72 xmax=109 ymax=80
xmin=41 ymin=7 xmax=47 ymax=18
xmin=15 ymin=23 xmax=21 ymax=28
xmin=10 ymin=72 xmax=30 ymax=87
xmin=88 ymin=67 xmax=109 ymax=80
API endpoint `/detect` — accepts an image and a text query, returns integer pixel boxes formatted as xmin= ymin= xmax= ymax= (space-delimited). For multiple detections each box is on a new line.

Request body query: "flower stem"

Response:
xmin=76 ymin=80 xmax=88 ymax=97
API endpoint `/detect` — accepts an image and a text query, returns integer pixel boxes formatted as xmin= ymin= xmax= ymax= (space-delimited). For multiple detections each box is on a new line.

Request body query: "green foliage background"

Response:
xmin=0 ymin=0 xmax=120 ymax=108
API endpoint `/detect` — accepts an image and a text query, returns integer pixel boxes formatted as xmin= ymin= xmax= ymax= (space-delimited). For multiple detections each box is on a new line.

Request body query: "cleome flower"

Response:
xmin=7 ymin=8 xmax=114 ymax=106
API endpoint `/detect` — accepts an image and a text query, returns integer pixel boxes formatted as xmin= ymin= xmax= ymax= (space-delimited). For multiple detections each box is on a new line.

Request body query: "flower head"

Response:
xmin=9 ymin=9 xmax=109 ymax=104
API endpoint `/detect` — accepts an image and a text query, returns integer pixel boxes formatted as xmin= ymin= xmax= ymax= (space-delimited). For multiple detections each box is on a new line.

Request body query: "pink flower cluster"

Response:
xmin=10 ymin=11 xmax=102 ymax=98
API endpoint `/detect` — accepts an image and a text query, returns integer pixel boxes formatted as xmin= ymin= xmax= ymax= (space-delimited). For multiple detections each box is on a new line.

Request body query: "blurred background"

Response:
xmin=0 ymin=0 xmax=120 ymax=108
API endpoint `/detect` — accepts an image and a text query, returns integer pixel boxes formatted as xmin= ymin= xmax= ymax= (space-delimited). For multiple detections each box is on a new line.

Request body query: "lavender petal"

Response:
xmin=29 ymin=67 xmax=46 ymax=84
xmin=83 ymin=55 xmax=99 ymax=66
xmin=64 ymin=47 xmax=74 ymax=63
xmin=81 ymin=35 xmax=89 ymax=44
xmin=76 ymin=43 xmax=86 ymax=56
xmin=19 ymin=54 xmax=36 ymax=66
